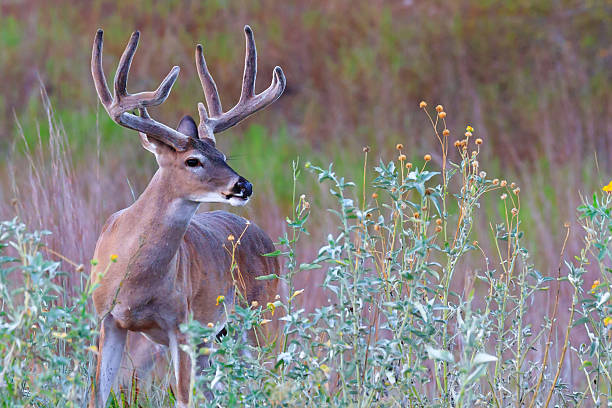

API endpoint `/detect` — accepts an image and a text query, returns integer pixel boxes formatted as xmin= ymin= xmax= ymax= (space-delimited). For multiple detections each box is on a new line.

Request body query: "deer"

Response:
xmin=88 ymin=25 xmax=285 ymax=408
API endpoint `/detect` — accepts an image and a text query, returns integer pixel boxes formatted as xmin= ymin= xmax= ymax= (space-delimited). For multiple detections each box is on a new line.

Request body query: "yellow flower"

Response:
xmin=267 ymin=302 xmax=276 ymax=316
xmin=603 ymin=181 xmax=612 ymax=192
xmin=291 ymin=289 xmax=305 ymax=300
xmin=604 ymin=316 xmax=612 ymax=327
xmin=466 ymin=125 xmax=474 ymax=132
xmin=419 ymin=101 xmax=427 ymax=108
xmin=591 ymin=280 xmax=600 ymax=292
xmin=87 ymin=345 xmax=98 ymax=353
xmin=216 ymin=295 xmax=225 ymax=306
xmin=110 ymin=254 xmax=118 ymax=262
xmin=320 ymin=364 xmax=331 ymax=375
xmin=227 ymin=234 xmax=235 ymax=241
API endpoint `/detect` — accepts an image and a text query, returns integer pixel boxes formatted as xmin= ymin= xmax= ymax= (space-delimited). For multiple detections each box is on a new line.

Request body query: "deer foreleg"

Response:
xmin=169 ymin=331 xmax=192 ymax=408
xmin=90 ymin=315 xmax=127 ymax=408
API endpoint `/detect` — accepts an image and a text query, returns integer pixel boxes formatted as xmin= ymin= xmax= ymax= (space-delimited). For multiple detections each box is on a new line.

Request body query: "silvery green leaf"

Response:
xmin=597 ymin=292 xmax=610 ymax=308
xmin=426 ymin=346 xmax=454 ymax=363
xmin=473 ymin=352 xmax=498 ymax=365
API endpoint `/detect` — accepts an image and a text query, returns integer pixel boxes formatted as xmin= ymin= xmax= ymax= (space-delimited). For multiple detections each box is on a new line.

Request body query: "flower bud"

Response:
xmin=435 ymin=105 xmax=444 ymax=112
xmin=419 ymin=101 xmax=427 ymax=108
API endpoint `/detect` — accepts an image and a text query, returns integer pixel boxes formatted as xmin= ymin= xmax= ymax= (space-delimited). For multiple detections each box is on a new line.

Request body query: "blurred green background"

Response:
xmin=0 ymin=0 xmax=611 ymax=275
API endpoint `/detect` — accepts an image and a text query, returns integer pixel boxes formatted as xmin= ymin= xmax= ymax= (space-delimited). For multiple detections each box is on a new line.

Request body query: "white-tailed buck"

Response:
xmin=89 ymin=26 xmax=285 ymax=408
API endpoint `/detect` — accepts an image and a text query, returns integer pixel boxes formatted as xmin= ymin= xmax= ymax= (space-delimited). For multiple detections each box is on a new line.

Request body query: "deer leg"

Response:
xmin=90 ymin=315 xmax=127 ymax=408
xmin=169 ymin=331 xmax=192 ymax=408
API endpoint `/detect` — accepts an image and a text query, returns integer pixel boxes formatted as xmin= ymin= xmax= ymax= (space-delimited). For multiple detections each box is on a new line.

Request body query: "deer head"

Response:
xmin=91 ymin=26 xmax=286 ymax=206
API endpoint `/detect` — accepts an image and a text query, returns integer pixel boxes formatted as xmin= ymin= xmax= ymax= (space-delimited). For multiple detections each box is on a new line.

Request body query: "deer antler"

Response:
xmin=92 ymin=29 xmax=189 ymax=150
xmin=195 ymin=25 xmax=286 ymax=140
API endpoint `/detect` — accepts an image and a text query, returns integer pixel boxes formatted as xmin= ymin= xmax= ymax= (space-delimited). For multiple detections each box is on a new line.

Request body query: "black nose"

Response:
xmin=232 ymin=177 xmax=252 ymax=197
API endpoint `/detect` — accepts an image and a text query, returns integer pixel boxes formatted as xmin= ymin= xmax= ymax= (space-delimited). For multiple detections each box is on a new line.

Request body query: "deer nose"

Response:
xmin=232 ymin=177 xmax=252 ymax=197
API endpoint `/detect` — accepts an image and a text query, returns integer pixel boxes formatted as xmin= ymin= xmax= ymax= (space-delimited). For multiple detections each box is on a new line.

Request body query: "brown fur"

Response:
xmin=89 ymin=167 xmax=280 ymax=407
xmin=89 ymin=25 xmax=285 ymax=408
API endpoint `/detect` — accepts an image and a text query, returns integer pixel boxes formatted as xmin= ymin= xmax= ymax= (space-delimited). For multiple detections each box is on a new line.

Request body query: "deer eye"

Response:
xmin=185 ymin=158 xmax=200 ymax=167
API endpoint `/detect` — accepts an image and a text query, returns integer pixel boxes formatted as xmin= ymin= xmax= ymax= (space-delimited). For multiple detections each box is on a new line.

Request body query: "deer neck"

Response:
xmin=122 ymin=169 xmax=199 ymax=269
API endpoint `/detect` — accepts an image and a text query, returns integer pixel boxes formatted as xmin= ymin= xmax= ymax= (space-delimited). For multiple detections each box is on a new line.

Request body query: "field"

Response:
xmin=0 ymin=1 xmax=611 ymax=406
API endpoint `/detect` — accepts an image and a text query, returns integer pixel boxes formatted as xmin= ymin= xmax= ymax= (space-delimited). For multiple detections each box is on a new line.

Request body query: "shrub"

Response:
xmin=0 ymin=218 xmax=96 ymax=407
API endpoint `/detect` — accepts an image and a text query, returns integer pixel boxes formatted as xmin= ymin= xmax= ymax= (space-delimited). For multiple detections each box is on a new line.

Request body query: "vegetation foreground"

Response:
xmin=1 ymin=104 xmax=611 ymax=407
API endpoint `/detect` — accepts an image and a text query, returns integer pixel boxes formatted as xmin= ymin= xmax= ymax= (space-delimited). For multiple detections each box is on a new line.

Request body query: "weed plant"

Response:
xmin=179 ymin=104 xmax=612 ymax=406
xmin=0 ymin=104 xmax=610 ymax=407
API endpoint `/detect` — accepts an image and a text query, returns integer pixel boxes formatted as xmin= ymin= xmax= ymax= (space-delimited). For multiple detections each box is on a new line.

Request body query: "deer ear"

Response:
xmin=176 ymin=115 xmax=198 ymax=138
xmin=139 ymin=132 xmax=172 ymax=155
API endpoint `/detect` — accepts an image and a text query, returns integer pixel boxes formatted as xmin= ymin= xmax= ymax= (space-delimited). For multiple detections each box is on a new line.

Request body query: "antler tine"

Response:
xmin=114 ymin=31 xmax=139 ymax=99
xmin=195 ymin=44 xmax=223 ymax=117
xmin=196 ymin=25 xmax=286 ymax=137
xmin=240 ymin=25 xmax=257 ymax=101
xmin=91 ymin=29 xmax=189 ymax=150
xmin=128 ymin=66 xmax=180 ymax=107
xmin=92 ymin=29 xmax=113 ymax=107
